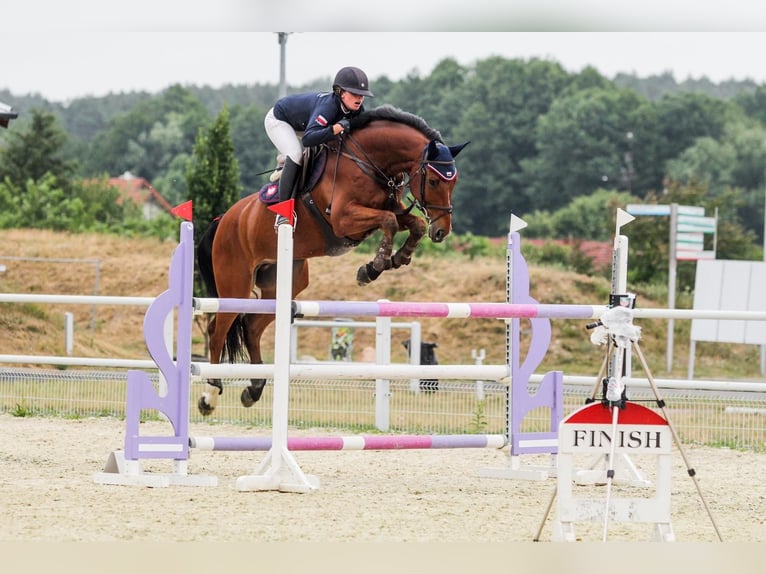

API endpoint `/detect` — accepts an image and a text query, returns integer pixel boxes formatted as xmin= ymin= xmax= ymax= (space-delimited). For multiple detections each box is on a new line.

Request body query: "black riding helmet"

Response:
xmin=333 ymin=66 xmax=374 ymax=97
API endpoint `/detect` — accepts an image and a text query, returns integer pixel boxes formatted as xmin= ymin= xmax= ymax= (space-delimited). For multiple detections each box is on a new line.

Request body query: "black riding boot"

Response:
xmin=274 ymin=156 xmax=301 ymax=230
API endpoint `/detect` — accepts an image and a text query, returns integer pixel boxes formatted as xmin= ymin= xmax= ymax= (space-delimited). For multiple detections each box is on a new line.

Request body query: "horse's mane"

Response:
xmin=349 ymin=105 xmax=444 ymax=143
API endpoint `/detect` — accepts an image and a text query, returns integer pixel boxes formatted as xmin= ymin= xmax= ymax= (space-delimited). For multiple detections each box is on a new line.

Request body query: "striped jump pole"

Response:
xmin=291 ymin=300 xmax=605 ymax=320
xmin=190 ymin=434 xmax=507 ymax=452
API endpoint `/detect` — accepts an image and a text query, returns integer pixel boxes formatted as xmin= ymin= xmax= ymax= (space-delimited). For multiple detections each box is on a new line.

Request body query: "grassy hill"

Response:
xmin=1 ymin=228 xmax=762 ymax=381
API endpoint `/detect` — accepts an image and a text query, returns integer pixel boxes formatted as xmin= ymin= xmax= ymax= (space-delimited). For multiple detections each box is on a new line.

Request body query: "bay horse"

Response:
xmin=196 ymin=105 xmax=469 ymax=416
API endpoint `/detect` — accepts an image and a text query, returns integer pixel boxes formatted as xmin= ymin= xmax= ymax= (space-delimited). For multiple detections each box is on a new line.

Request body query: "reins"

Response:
xmin=335 ymin=134 xmax=409 ymax=209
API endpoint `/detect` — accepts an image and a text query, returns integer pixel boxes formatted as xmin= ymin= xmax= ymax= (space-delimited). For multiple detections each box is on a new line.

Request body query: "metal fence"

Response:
xmin=2 ymin=366 xmax=764 ymax=452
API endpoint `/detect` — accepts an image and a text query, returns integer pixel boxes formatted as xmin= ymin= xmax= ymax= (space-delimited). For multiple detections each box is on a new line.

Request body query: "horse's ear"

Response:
xmin=448 ymin=141 xmax=470 ymax=158
xmin=427 ymin=139 xmax=440 ymax=159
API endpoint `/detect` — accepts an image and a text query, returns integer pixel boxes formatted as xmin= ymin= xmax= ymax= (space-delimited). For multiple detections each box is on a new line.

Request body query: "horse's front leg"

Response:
xmin=391 ymin=214 xmax=427 ymax=269
xmin=356 ymin=213 xmax=398 ymax=286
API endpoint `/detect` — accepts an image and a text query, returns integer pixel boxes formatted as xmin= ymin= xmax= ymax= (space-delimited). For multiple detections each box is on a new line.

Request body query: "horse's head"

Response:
xmin=413 ymin=139 xmax=470 ymax=243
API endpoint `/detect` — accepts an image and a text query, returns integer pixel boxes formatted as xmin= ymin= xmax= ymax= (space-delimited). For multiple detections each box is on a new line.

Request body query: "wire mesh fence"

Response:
xmin=1 ymin=367 xmax=764 ymax=451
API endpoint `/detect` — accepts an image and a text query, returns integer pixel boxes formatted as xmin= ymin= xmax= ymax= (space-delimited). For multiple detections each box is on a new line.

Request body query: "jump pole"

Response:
xmin=191 ymin=434 xmax=507 ymax=451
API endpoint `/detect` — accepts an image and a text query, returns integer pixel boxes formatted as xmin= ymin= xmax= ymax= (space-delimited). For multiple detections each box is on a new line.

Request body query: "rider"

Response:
xmin=264 ymin=66 xmax=374 ymax=228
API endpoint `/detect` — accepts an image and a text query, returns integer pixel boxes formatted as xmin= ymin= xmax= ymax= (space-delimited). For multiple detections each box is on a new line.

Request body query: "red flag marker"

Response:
xmin=268 ymin=199 xmax=295 ymax=225
xmin=171 ymin=200 xmax=193 ymax=221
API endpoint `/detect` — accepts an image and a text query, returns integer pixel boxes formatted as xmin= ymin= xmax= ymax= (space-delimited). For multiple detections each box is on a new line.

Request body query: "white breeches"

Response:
xmin=264 ymin=107 xmax=304 ymax=165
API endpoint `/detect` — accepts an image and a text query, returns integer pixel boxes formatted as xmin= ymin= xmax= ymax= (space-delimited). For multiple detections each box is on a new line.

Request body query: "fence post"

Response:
xmin=408 ymin=321 xmax=422 ymax=392
xmin=472 ymin=348 xmax=486 ymax=400
xmin=64 ymin=312 xmax=74 ymax=356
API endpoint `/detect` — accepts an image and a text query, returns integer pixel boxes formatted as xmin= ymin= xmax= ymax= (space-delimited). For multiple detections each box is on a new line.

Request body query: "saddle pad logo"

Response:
xmin=258 ymin=182 xmax=279 ymax=204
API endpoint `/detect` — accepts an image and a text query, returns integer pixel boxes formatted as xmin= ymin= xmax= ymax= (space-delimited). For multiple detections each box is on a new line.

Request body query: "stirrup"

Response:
xmin=274 ymin=214 xmax=289 ymax=229
xmin=274 ymin=212 xmax=297 ymax=232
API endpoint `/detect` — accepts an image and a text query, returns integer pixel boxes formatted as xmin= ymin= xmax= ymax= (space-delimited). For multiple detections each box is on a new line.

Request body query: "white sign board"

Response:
xmin=691 ymin=260 xmax=766 ymax=345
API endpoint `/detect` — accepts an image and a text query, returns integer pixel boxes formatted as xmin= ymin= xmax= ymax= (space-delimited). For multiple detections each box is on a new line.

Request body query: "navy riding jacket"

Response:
xmin=273 ymin=92 xmax=366 ymax=148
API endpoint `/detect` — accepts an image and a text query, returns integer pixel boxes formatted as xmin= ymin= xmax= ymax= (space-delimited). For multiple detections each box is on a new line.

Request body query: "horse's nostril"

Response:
xmin=433 ymin=229 xmax=446 ymax=243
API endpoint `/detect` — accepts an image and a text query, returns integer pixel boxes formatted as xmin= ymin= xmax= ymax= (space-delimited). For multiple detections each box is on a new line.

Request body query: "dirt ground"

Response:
xmin=1 ymin=413 xmax=764 ymax=544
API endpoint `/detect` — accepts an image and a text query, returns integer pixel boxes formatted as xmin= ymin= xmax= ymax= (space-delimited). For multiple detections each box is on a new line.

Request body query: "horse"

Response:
xmin=196 ymin=105 xmax=469 ymax=416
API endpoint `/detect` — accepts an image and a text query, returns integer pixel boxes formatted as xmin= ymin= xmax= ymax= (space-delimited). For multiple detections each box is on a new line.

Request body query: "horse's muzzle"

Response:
xmin=429 ymin=227 xmax=448 ymax=243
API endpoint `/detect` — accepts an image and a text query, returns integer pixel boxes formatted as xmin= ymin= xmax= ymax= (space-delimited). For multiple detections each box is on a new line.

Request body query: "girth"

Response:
xmin=300 ymin=194 xmax=364 ymax=256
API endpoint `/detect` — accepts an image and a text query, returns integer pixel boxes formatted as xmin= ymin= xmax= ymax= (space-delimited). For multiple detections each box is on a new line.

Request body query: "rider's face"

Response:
xmin=340 ymin=90 xmax=364 ymax=111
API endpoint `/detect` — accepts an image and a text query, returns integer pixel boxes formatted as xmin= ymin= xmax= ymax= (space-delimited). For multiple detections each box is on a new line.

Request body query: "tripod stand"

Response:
xmin=534 ymin=305 xmax=724 ymax=542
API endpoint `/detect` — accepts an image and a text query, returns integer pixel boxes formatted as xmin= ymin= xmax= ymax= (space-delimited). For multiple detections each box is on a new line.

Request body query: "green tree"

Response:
xmin=81 ymin=85 xmax=208 ymax=183
xmin=665 ymin=119 xmax=766 ymax=242
xmin=734 ymin=84 xmax=766 ymax=126
xmin=526 ymin=188 xmax=639 ymax=241
xmin=229 ymin=103 xmax=273 ymax=196
xmin=524 ymin=86 xmax=646 ymax=212
xmin=0 ymin=108 xmax=75 ymax=189
xmin=651 ymin=92 xmax=734 ymax=180
xmin=186 ymin=105 xmax=241 ymax=244
xmin=450 ymin=57 xmax=572 ymax=234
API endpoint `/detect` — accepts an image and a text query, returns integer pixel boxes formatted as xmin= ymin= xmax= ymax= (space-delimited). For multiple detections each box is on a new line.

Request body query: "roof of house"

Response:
xmin=107 ymin=171 xmax=174 ymax=214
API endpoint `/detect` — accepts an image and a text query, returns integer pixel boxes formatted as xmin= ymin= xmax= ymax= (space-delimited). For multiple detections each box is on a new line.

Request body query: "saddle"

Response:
xmin=258 ymin=146 xmax=328 ymax=205
xmin=257 ymin=144 xmax=364 ymax=252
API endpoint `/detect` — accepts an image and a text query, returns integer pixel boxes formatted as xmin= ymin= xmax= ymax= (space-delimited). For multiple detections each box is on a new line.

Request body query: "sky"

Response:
xmin=3 ymin=32 xmax=766 ymax=103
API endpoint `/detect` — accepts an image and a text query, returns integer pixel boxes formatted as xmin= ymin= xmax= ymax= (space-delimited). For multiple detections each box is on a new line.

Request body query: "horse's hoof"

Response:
xmin=356 ymin=266 xmax=371 ymax=286
xmin=241 ymin=381 xmax=266 ymax=408
xmin=391 ymin=253 xmax=411 ymax=269
xmin=198 ymin=395 xmax=214 ymax=416
xmin=357 ymin=262 xmax=381 ymax=286
xmin=240 ymin=388 xmax=255 ymax=408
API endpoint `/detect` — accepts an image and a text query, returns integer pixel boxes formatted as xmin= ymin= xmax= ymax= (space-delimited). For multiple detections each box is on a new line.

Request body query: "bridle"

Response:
xmin=329 ymin=134 xmax=455 ymax=225
xmin=410 ymin=147 xmax=455 ymax=226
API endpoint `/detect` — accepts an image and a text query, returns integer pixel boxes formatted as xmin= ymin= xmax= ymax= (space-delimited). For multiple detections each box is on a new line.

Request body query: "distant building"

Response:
xmin=0 ymin=100 xmax=18 ymax=128
xmin=108 ymin=171 xmax=174 ymax=220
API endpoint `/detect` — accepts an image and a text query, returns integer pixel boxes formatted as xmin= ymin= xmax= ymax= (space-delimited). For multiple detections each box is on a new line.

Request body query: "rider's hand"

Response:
xmin=335 ymin=119 xmax=351 ymax=135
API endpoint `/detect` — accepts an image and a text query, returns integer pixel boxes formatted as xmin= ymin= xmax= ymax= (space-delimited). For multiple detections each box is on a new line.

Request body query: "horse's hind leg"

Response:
xmin=240 ymin=260 xmax=309 ymax=407
xmin=198 ymin=311 xmax=239 ymax=415
xmin=240 ymin=313 xmax=274 ymax=407
xmin=199 ymin=244 xmax=255 ymax=415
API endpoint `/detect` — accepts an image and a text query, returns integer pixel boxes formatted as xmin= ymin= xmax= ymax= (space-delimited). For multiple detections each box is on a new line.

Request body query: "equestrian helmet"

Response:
xmin=333 ymin=66 xmax=374 ymax=97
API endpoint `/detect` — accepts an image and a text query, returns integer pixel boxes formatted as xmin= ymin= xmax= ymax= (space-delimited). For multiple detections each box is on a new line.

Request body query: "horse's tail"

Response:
xmin=196 ymin=217 xmax=220 ymax=298
xmin=196 ymin=217 xmax=248 ymax=363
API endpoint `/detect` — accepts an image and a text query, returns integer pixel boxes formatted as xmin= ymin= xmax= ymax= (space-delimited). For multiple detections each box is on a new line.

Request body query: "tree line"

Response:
xmin=1 ymin=56 xmax=765 ymax=291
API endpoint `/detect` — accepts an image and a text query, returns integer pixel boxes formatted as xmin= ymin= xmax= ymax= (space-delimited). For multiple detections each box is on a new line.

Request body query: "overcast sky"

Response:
xmin=3 ymin=32 xmax=766 ymax=103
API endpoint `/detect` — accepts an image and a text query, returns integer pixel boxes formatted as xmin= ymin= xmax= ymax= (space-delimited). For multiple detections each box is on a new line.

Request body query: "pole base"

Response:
xmin=235 ymin=447 xmax=319 ymax=493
